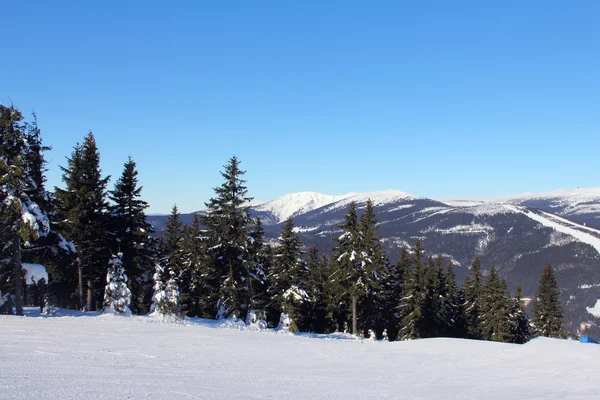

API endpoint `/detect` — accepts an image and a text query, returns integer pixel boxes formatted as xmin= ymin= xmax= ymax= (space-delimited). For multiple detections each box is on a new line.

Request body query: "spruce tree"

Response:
xmin=357 ymin=200 xmax=386 ymax=337
xmin=102 ymin=253 xmax=132 ymax=314
xmin=55 ymin=132 xmax=110 ymax=311
xmin=377 ymin=248 xmax=410 ymax=341
xmin=203 ymin=156 xmax=254 ymax=320
xmin=150 ymin=263 xmax=181 ymax=318
xmin=510 ymin=285 xmax=530 ymax=344
xmin=479 ymin=266 xmax=511 ymax=342
xmin=247 ymin=216 xmax=271 ymax=320
xmin=463 ymin=257 xmax=483 ymax=339
xmin=532 ymin=265 xmax=568 ymax=338
xmin=179 ymin=213 xmax=208 ymax=317
xmin=109 ymin=156 xmax=155 ymax=314
xmin=442 ymin=261 xmax=465 ymax=338
xmin=398 ymin=240 xmax=429 ymax=339
xmin=270 ymin=217 xmax=307 ymax=331
xmin=0 ymin=105 xmax=51 ymax=315
xmin=302 ymin=243 xmax=329 ymax=333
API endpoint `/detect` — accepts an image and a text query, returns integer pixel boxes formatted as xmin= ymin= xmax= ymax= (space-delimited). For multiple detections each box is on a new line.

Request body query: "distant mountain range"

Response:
xmin=147 ymin=187 xmax=600 ymax=334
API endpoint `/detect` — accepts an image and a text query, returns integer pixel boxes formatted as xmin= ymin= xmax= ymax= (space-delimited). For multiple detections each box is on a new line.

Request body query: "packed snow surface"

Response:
xmin=2 ymin=309 xmax=600 ymax=400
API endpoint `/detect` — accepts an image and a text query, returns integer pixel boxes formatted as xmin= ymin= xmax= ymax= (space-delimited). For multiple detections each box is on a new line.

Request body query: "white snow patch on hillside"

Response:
xmin=2 ymin=311 xmax=600 ymax=400
xmin=587 ymin=300 xmax=600 ymax=317
xmin=432 ymin=224 xmax=494 ymax=235
xmin=323 ymin=190 xmax=420 ymax=213
xmin=505 ymin=205 xmax=600 ymax=255
xmin=254 ymin=191 xmax=352 ymax=223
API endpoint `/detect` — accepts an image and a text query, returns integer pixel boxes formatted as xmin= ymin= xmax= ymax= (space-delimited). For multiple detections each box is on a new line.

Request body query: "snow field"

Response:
xmin=2 ymin=310 xmax=600 ymax=400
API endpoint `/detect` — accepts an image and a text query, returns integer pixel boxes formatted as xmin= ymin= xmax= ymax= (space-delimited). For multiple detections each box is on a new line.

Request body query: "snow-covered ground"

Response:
xmin=2 ymin=309 xmax=599 ymax=399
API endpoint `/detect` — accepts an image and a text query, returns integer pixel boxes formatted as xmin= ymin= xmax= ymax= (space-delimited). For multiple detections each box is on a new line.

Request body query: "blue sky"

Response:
xmin=2 ymin=1 xmax=599 ymax=213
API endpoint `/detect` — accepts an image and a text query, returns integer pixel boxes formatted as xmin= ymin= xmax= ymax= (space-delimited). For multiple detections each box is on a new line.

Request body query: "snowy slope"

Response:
xmin=2 ymin=311 xmax=600 ymax=400
xmin=254 ymin=190 xmax=419 ymax=225
xmin=503 ymin=205 xmax=600 ymax=255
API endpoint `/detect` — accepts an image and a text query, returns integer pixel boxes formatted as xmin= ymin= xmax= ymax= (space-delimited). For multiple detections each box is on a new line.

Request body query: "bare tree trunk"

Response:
xmin=14 ymin=235 xmax=24 ymax=316
xmin=87 ymin=278 xmax=93 ymax=311
xmin=352 ymin=295 xmax=357 ymax=336
xmin=77 ymin=258 xmax=84 ymax=310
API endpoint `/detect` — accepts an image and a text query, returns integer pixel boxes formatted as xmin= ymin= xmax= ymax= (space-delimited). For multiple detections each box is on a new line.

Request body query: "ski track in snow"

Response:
xmin=503 ymin=205 xmax=600 ymax=255
xmin=2 ymin=310 xmax=600 ymax=400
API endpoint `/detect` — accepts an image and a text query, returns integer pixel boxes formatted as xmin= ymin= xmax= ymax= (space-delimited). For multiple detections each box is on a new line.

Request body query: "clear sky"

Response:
xmin=2 ymin=1 xmax=599 ymax=214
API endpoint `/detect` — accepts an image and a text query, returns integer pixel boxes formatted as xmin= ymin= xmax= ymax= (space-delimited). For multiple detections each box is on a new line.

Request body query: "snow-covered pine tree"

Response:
xmin=203 ymin=156 xmax=254 ymax=321
xmin=55 ymin=132 xmax=110 ymax=311
xmin=247 ymin=217 xmax=271 ymax=323
xmin=479 ymin=266 xmax=512 ymax=342
xmin=42 ymin=293 xmax=57 ymax=316
xmin=150 ymin=263 xmax=181 ymax=318
xmin=270 ymin=217 xmax=307 ymax=332
xmin=463 ymin=257 xmax=483 ymax=339
xmin=398 ymin=240 xmax=427 ymax=340
xmin=510 ymin=285 xmax=530 ymax=344
xmin=103 ymin=253 xmax=132 ymax=314
xmin=0 ymin=105 xmax=51 ymax=315
xmin=532 ymin=265 xmax=568 ymax=338
xmin=357 ymin=200 xmax=386 ymax=337
xmin=108 ymin=156 xmax=155 ymax=314
xmin=333 ymin=201 xmax=383 ymax=336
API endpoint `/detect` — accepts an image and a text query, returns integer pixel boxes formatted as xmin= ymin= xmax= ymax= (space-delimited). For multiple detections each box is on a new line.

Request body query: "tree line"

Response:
xmin=0 ymin=103 xmax=568 ymax=343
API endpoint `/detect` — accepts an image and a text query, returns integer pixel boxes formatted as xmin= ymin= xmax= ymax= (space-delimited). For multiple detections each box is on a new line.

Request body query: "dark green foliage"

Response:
xmin=203 ymin=156 xmax=255 ymax=320
xmin=480 ymin=266 xmax=512 ymax=342
xmin=109 ymin=157 xmax=155 ymax=314
xmin=463 ymin=257 xmax=483 ymax=339
xmin=441 ymin=262 xmax=466 ymax=338
xmin=510 ymin=285 xmax=530 ymax=344
xmin=248 ymin=217 xmax=271 ymax=318
xmin=269 ymin=217 xmax=306 ymax=329
xmin=179 ymin=213 xmax=208 ymax=317
xmin=55 ymin=132 xmax=111 ymax=311
xmin=532 ymin=265 xmax=568 ymax=338
xmin=303 ymin=243 xmax=329 ymax=333
xmin=377 ymin=248 xmax=409 ymax=340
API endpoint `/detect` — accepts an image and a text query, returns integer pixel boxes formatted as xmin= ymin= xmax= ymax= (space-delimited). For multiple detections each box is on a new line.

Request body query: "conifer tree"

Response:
xmin=247 ymin=216 xmax=271 ymax=319
xmin=442 ymin=261 xmax=465 ymax=338
xmin=102 ymin=253 xmax=131 ymax=314
xmin=463 ymin=257 xmax=483 ymax=339
xmin=270 ymin=217 xmax=307 ymax=331
xmin=398 ymin=240 xmax=429 ymax=339
xmin=55 ymin=132 xmax=110 ymax=311
xmin=109 ymin=156 xmax=155 ymax=314
xmin=532 ymin=265 xmax=568 ymax=338
xmin=0 ymin=105 xmax=51 ymax=315
xmin=303 ymin=243 xmax=329 ymax=333
xmin=510 ymin=285 xmax=530 ymax=344
xmin=203 ymin=156 xmax=254 ymax=320
xmin=480 ymin=266 xmax=511 ymax=342
xmin=150 ymin=263 xmax=181 ymax=318
xmin=357 ymin=200 xmax=386 ymax=337
xmin=179 ymin=213 xmax=208 ymax=317
xmin=378 ymin=248 xmax=410 ymax=341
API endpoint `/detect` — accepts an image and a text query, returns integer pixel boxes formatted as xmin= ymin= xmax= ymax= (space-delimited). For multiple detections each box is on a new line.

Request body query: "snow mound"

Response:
xmin=22 ymin=263 xmax=48 ymax=284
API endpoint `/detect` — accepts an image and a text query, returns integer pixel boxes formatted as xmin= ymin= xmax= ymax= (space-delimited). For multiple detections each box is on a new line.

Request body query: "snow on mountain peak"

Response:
xmin=254 ymin=189 xmax=420 ymax=224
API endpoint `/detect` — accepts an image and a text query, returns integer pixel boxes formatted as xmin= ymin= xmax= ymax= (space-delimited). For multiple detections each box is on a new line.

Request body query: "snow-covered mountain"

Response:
xmin=148 ymin=187 xmax=600 ymax=332
xmin=253 ymin=189 xmax=420 ymax=225
xmin=443 ymin=187 xmax=600 ymax=227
